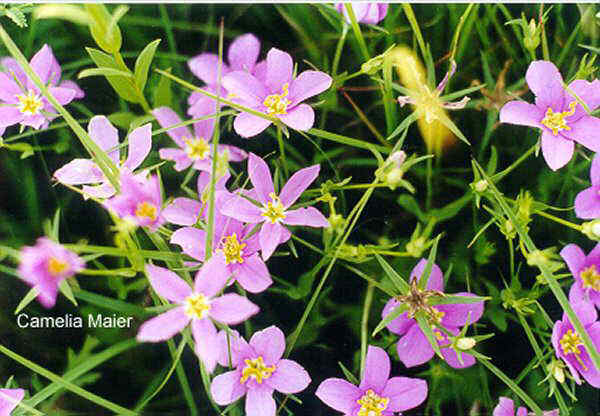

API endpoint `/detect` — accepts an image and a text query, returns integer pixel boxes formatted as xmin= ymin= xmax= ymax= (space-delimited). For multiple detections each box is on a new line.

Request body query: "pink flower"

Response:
xmin=551 ymin=301 xmax=600 ymax=387
xmin=222 ymin=48 xmax=332 ymax=137
xmin=18 ymin=237 xmax=85 ymax=308
xmin=316 ymin=345 xmax=428 ymax=415
xmin=574 ymin=154 xmax=600 ymax=219
xmin=0 ymin=44 xmax=83 ymax=131
xmin=221 ymin=153 xmax=329 ymax=260
xmin=500 ymin=61 xmax=600 ymax=170
xmin=54 ymin=116 xmax=152 ymax=199
xmin=335 ymin=3 xmax=389 ymax=25
xmin=104 ymin=171 xmax=165 ymax=230
xmin=0 ymin=388 xmax=25 ymax=416
xmin=210 ymin=326 xmax=311 ymax=416
xmin=560 ymin=243 xmax=600 ymax=307
xmin=382 ymin=259 xmax=485 ymax=369
xmin=137 ymin=262 xmax=259 ymax=373
xmin=493 ymin=397 xmax=558 ymax=416
xmin=153 ymin=106 xmax=247 ymax=172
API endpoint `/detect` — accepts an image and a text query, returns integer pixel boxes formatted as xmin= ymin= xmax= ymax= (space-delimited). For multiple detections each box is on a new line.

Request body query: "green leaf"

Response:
xmin=337 ymin=361 xmax=359 ymax=385
xmin=418 ymin=234 xmax=441 ymax=290
xmin=373 ymin=303 xmax=409 ymax=336
xmin=374 ymin=253 xmax=409 ymax=294
xmin=134 ymin=39 xmax=161 ymax=91
xmin=108 ymin=111 xmax=137 ymax=129
xmin=415 ymin=310 xmax=443 ymax=359
xmin=152 ymin=67 xmax=172 ymax=108
xmin=85 ymin=4 xmax=122 ymax=53
xmin=59 ymin=279 xmax=78 ymax=307
xmin=86 ymin=47 xmax=138 ymax=102
xmin=429 ymin=294 xmax=490 ymax=305
xmin=14 ymin=287 xmax=39 ymax=315
xmin=78 ymin=67 xmax=133 ymax=79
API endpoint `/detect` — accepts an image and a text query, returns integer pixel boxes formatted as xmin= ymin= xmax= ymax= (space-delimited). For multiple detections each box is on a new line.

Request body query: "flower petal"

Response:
xmin=383 ymin=376 xmax=428 ymax=412
xmin=540 ymin=130 xmax=574 ymax=171
xmin=82 ymin=183 xmax=115 ymax=199
xmin=146 ymin=264 xmax=192 ymax=303
xmin=29 ymin=44 xmax=61 ymax=86
xmin=188 ymin=53 xmax=229 ymax=86
xmin=210 ymin=370 xmax=246 ymax=406
xmin=220 ymin=194 xmax=264 ymax=223
xmin=438 ymin=292 xmax=484 ymax=327
xmin=53 ymin=159 xmax=104 ymax=185
xmin=122 ymin=123 xmax=151 ymax=171
xmin=259 ymin=221 xmax=284 ymax=260
xmin=396 ymin=323 xmax=435 ymax=368
xmin=279 ymin=164 xmax=320 ymax=207
xmin=283 ymin=207 xmax=329 ymax=227
xmin=0 ymin=388 xmax=25 ymax=415
xmin=288 ymin=71 xmax=332 ymax=104
xmin=359 ymin=345 xmax=390 ymax=392
xmin=566 ymin=79 xmax=600 ymax=122
xmin=233 ymin=111 xmax=272 ymax=138
xmin=441 ymin=346 xmax=476 ymax=369
xmin=499 ymin=100 xmax=543 ymax=128
xmin=526 ymin=60 xmax=565 ymax=111
xmin=191 ymin=318 xmax=219 ymax=373
xmin=153 ymin=106 xmax=190 ymax=148
xmin=315 ymin=378 xmax=361 ymax=414
xmin=410 ymin=259 xmax=444 ymax=292
xmin=222 ymin=71 xmax=266 ymax=107
xmin=194 ymin=255 xmax=230 ymax=297
xmin=278 ymin=103 xmax=315 ymax=131
xmin=136 ymin=306 xmax=190 ymax=342
xmin=163 ymin=198 xmax=203 ymax=226
xmin=248 ymin=153 xmax=275 ymax=204
xmin=228 ymin=33 xmax=260 ymax=72
xmin=48 ymin=86 xmax=76 ymax=105
xmin=249 ymin=325 xmax=285 ymax=365
xmin=265 ymin=48 xmax=293 ymax=93
xmin=560 ymin=244 xmax=586 ymax=278
xmin=0 ymin=106 xmax=23 ymax=127
xmin=88 ymin=115 xmax=119 ymax=164
xmin=59 ymin=80 xmax=85 ymax=99
xmin=267 ymin=359 xmax=311 ymax=394
xmin=382 ymin=298 xmax=414 ymax=335
xmin=209 ymin=293 xmax=259 ymax=325
xmin=235 ymin=254 xmax=273 ymax=293
xmin=245 ymin=386 xmax=276 ymax=416
xmin=574 ymin=186 xmax=600 ymax=219
xmin=562 ymin=116 xmax=600 ymax=153
xmin=0 ymin=72 xmax=21 ymax=103
xmin=578 ymin=321 xmax=600 ymax=387
xmin=170 ymin=227 xmax=206 ymax=262
xmin=493 ymin=397 xmax=516 ymax=416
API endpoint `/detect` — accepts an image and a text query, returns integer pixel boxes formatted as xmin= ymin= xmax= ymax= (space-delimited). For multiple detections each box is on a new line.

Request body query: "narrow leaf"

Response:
xmin=14 ymin=287 xmax=39 ymax=315
xmin=134 ymin=39 xmax=161 ymax=91
xmin=374 ymin=253 xmax=409 ymax=294
xmin=373 ymin=303 xmax=409 ymax=336
xmin=415 ymin=310 xmax=443 ymax=359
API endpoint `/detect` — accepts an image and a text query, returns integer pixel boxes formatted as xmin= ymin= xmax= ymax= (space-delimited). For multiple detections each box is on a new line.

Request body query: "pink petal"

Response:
xmin=233 ymin=110 xmax=272 ymax=138
xmin=579 ymin=321 xmax=600 ymax=387
xmin=153 ymin=106 xmax=190 ymax=148
xmin=441 ymin=345 xmax=476 ymax=368
xmin=359 ymin=345 xmax=390 ymax=392
xmin=279 ymin=164 xmax=320 ymax=207
xmin=188 ymin=53 xmax=229 ymax=86
xmin=383 ymin=376 xmax=428 ymax=412
xmin=170 ymin=227 xmax=206 ymax=262
xmin=191 ymin=96 xmax=217 ymax=140
xmin=54 ymin=159 xmax=104 ymax=185
xmin=217 ymin=144 xmax=248 ymax=162
xmin=265 ymin=48 xmax=293 ymax=93
xmin=289 ymin=71 xmax=332 ymax=105
xmin=216 ymin=329 xmax=248 ymax=368
xmin=88 ymin=115 xmax=119 ymax=164
xmin=283 ymin=207 xmax=329 ymax=227
xmin=563 ymin=116 xmax=600 ymax=153
xmin=396 ymin=324 xmax=435 ymax=368
xmin=382 ymin=298 xmax=415 ymax=335
xmin=0 ymin=106 xmax=23 ymax=127
xmin=278 ymin=103 xmax=315 ymax=131
xmin=29 ymin=44 xmax=61 ymax=86
xmin=315 ymin=378 xmax=361 ymax=413
xmin=438 ymin=292 xmax=485 ymax=327
xmin=566 ymin=79 xmax=600 ymax=122
xmin=59 ymin=80 xmax=85 ymax=99
xmin=191 ymin=318 xmax=219 ymax=373
xmin=145 ymin=264 xmax=192 ymax=303
xmin=209 ymin=293 xmax=259 ymax=324
xmin=228 ymin=33 xmax=260 ymax=72
xmin=159 ymin=148 xmax=193 ymax=171
xmin=48 ymin=86 xmax=76 ymax=105
xmin=245 ymin=386 xmax=276 ymax=416
xmin=526 ymin=60 xmax=565 ymax=111
xmin=249 ymin=325 xmax=286 ymax=365
xmin=560 ymin=244 xmax=586 ymax=278
xmin=194 ymin=255 xmax=230 ymax=297
xmin=499 ymin=100 xmax=543 ymax=128
xmin=81 ymin=183 xmax=115 ymax=199
xmin=136 ymin=306 xmax=190 ymax=342
xmin=210 ymin=370 xmax=246 ymax=406
xmin=220 ymin=194 xmax=263 ymax=223
xmin=259 ymin=221 xmax=284 ymax=261
xmin=248 ymin=153 xmax=275 ymax=204
xmin=235 ymin=254 xmax=273 ymax=293
xmin=222 ymin=71 xmax=266 ymax=107
xmin=410 ymin=259 xmax=444 ymax=291
xmin=540 ymin=130 xmax=574 ymax=171
xmin=493 ymin=397 xmax=516 ymax=416
xmin=0 ymin=388 xmax=25 ymax=415
xmin=0 ymin=72 xmax=21 ymax=103
xmin=163 ymin=198 xmax=202 ymax=226
xmin=591 ymin=154 xmax=600 ymax=186
xmin=267 ymin=359 xmax=311 ymax=394
xmin=123 ymin=123 xmax=151 ymax=170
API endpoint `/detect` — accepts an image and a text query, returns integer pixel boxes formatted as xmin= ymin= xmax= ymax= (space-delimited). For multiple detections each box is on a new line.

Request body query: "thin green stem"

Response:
xmin=360 ymin=283 xmax=375 ymax=381
xmin=533 ymin=210 xmax=582 ymax=231
xmin=344 ymin=5 xmax=370 ymax=62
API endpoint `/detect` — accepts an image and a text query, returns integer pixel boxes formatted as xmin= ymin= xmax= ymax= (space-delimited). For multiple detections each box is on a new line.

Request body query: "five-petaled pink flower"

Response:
xmin=335 ymin=3 xmax=389 ymax=25
xmin=221 ymin=153 xmax=329 ymax=260
xmin=54 ymin=116 xmax=152 ymax=199
xmin=153 ymin=106 xmax=247 ymax=172
xmin=137 ymin=262 xmax=259 ymax=373
xmin=382 ymin=259 xmax=485 ymax=369
xmin=0 ymin=388 xmax=25 ymax=416
xmin=210 ymin=325 xmax=311 ymax=416
xmin=18 ymin=237 xmax=85 ymax=308
xmin=222 ymin=48 xmax=332 ymax=137
xmin=0 ymin=44 xmax=83 ymax=132
xmin=574 ymin=154 xmax=600 ymax=219
xmin=551 ymin=301 xmax=600 ymax=387
xmin=316 ymin=345 xmax=428 ymax=416
xmin=493 ymin=397 xmax=558 ymax=416
xmin=500 ymin=60 xmax=600 ymax=171
xmin=561 ymin=243 xmax=600 ymax=308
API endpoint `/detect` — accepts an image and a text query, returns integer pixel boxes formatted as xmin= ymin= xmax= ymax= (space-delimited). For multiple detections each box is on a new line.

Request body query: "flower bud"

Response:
xmin=456 ymin=337 xmax=476 ymax=351
xmin=582 ymin=219 xmax=600 ymax=241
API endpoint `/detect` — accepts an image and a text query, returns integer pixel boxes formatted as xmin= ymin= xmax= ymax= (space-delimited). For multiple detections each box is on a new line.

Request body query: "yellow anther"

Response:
xmin=357 ymin=389 xmax=389 ymax=416
xmin=581 ymin=265 xmax=600 ymax=291
xmin=240 ymin=356 xmax=276 ymax=384
xmin=560 ymin=329 xmax=588 ymax=371
xmin=261 ymin=193 xmax=286 ymax=224
xmin=135 ymin=201 xmax=158 ymax=221
xmin=263 ymin=83 xmax=291 ymax=115
xmin=17 ymin=90 xmax=43 ymax=116
xmin=541 ymin=101 xmax=577 ymax=136
xmin=221 ymin=233 xmax=246 ymax=265
xmin=47 ymin=257 xmax=69 ymax=276
xmin=184 ymin=293 xmax=211 ymax=319
xmin=184 ymin=137 xmax=210 ymax=160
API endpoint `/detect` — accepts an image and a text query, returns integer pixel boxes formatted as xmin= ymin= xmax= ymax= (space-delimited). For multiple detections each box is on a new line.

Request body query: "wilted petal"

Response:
xmin=209 ymin=293 xmax=259 ymax=325
xmin=315 ymin=378 xmax=361 ymax=413
xmin=397 ymin=324 xmax=435 ymax=368
xmin=123 ymin=123 xmax=152 ymax=170
xmin=359 ymin=346 xmax=390 ymax=392
xmin=136 ymin=307 xmax=190 ymax=342
xmin=245 ymin=386 xmax=276 ymax=416
xmin=233 ymin=110 xmax=272 ymax=138
xmin=279 ymin=164 xmax=320 ymax=207
xmin=194 ymin=255 xmax=230 ymax=297
xmin=235 ymin=254 xmax=272 ymax=293
xmin=265 ymin=48 xmax=293 ymax=93
xmin=563 ymin=116 xmax=600 ymax=153
xmin=438 ymin=292 xmax=484 ymax=327
xmin=54 ymin=159 xmax=104 ymax=185
xmin=383 ymin=376 xmax=428 ymax=412
xmin=259 ymin=221 xmax=283 ymax=260
xmin=526 ymin=60 xmax=565 ymax=111
xmin=288 ymin=71 xmax=332 ymax=105
xmin=540 ymin=130 xmax=574 ymax=171
xmin=278 ymin=104 xmax=315 ymax=131
xmin=248 ymin=153 xmax=275 ymax=203
xmin=171 ymin=227 xmax=206 ymax=261
xmin=191 ymin=318 xmax=219 ymax=373
xmin=211 ymin=370 xmax=246 ymax=406
xmin=88 ymin=115 xmax=119 ymax=164
xmin=499 ymin=101 xmax=543 ymax=128
xmin=228 ymin=33 xmax=260 ymax=72
xmin=283 ymin=207 xmax=329 ymax=227
xmin=153 ymin=106 xmax=190 ymax=148
xmin=267 ymin=359 xmax=311 ymax=394
xmin=249 ymin=325 xmax=285 ymax=365
xmin=222 ymin=71 xmax=266 ymax=107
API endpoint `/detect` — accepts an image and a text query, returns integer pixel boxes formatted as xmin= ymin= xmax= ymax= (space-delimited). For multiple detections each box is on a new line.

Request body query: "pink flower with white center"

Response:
xmin=137 ymin=262 xmax=259 ymax=373
xmin=493 ymin=397 xmax=558 ymax=416
xmin=170 ymin=211 xmax=272 ymax=293
xmin=316 ymin=345 xmax=428 ymax=416
xmin=53 ymin=116 xmax=152 ymax=199
xmin=221 ymin=153 xmax=329 ymax=260
xmin=222 ymin=48 xmax=332 ymax=138
xmin=153 ymin=106 xmax=247 ymax=172
xmin=335 ymin=3 xmax=389 ymax=25
xmin=0 ymin=45 xmax=83 ymax=131
xmin=210 ymin=326 xmax=311 ymax=416
xmin=0 ymin=388 xmax=25 ymax=416
xmin=18 ymin=237 xmax=85 ymax=308
xmin=104 ymin=171 xmax=164 ymax=231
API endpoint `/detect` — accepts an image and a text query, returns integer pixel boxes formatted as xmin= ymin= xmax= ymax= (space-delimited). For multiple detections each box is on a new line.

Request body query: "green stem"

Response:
xmin=492 ymin=143 xmax=537 ymax=182
xmin=277 ymin=126 xmax=289 ymax=177
xmin=360 ymin=283 xmax=375 ymax=381
xmin=332 ymin=24 xmax=349 ymax=77
xmin=533 ymin=210 xmax=582 ymax=231
xmin=344 ymin=4 xmax=370 ymax=62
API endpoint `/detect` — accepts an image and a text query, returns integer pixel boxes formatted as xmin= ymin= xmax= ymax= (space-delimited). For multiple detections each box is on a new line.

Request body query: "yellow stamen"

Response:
xmin=428 ymin=308 xmax=446 ymax=341
xmin=17 ymin=90 xmax=43 ymax=116
xmin=560 ymin=329 xmax=588 ymax=371
xmin=261 ymin=193 xmax=286 ymax=224
xmin=184 ymin=293 xmax=211 ymax=319
xmin=184 ymin=137 xmax=210 ymax=160
xmin=581 ymin=265 xmax=600 ymax=291
xmin=239 ymin=356 xmax=276 ymax=384
xmin=47 ymin=257 xmax=69 ymax=276
xmin=221 ymin=233 xmax=246 ymax=265
xmin=135 ymin=201 xmax=158 ymax=221
xmin=263 ymin=83 xmax=290 ymax=115
xmin=541 ymin=101 xmax=577 ymax=136
xmin=357 ymin=389 xmax=389 ymax=416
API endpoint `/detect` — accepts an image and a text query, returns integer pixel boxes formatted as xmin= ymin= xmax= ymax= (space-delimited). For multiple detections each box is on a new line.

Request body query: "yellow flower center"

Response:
xmin=221 ymin=233 xmax=246 ymax=265
xmin=541 ymin=101 xmax=577 ymax=136
xmin=560 ymin=329 xmax=588 ymax=370
xmin=47 ymin=257 xmax=69 ymax=276
xmin=239 ymin=356 xmax=276 ymax=384
xmin=184 ymin=293 xmax=211 ymax=319
xmin=135 ymin=201 xmax=158 ymax=221
xmin=261 ymin=193 xmax=286 ymax=224
xmin=426 ymin=307 xmax=446 ymax=341
xmin=263 ymin=83 xmax=291 ymax=115
xmin=357 ymin=389 xmax=389 ymax=416
xmin=184 ymin=137 xmax=210 ymax=160
xmin=17 ymin=90 xmax=43 ymax=116
xmin=581 ymin=265 xmax=600 ymax=291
